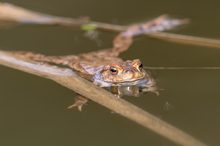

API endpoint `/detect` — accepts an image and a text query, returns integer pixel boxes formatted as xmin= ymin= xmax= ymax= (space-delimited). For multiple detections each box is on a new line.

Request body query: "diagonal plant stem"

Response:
xmin=0 ymin=50 xmax=207 ymax=146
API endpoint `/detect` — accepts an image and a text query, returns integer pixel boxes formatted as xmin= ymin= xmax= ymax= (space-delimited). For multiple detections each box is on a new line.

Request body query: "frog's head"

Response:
xmin=93 ymin=59 xmax=147 ymax=86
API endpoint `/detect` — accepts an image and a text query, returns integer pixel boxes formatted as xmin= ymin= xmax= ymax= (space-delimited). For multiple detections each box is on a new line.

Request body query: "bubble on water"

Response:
xmin=163 ymin=101 xmax=174 ymax=111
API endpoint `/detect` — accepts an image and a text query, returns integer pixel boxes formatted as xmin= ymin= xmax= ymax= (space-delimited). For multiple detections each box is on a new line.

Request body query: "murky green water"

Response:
xmin=0 ymin=0 xmax=220 ymax=146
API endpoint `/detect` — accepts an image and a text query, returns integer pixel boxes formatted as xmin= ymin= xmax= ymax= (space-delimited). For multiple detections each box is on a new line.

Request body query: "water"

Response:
xmin=0 ymin=0 xmax=220 ymax=146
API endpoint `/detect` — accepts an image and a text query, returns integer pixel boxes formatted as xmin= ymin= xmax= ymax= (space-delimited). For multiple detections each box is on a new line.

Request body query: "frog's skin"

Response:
xmin=84 ymin=59 xmax=146 ymax=86
xmin=12 ymin=15 xmax=186 ymax=110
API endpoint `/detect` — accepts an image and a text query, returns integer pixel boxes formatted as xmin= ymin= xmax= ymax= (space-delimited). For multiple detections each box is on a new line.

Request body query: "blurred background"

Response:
xmin=0 ymin=0 xmax=220 ymax=146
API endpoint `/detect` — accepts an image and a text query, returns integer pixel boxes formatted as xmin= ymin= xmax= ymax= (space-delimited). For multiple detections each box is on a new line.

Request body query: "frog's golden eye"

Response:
xmin=110 ymin=67 xmax=118 ymax=75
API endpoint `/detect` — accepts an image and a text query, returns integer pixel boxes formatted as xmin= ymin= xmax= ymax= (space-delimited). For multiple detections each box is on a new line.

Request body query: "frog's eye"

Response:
xmin=139 ymin=63 xmax=143 ymax=69
xmin=110 ymin=67 xmax=118 ymax=75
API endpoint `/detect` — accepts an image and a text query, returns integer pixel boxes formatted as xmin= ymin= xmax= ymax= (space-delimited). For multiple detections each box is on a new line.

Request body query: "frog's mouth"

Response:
xmin=93 ymin=75 xmax=152 ymax=87
xmin=109 ymin=77 xmax=150 ymax=86
xmin=104 ymin=76 xmax=145 ymax=83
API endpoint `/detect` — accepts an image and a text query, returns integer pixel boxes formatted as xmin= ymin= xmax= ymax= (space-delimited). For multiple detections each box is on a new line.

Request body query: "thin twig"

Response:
xmin=144 ymin=66 xmax=220 ymax=70
xmin=0 ymin=50 xmax=207 ymax=146
xmin=148 ymin=32 xmax=220 ymax=49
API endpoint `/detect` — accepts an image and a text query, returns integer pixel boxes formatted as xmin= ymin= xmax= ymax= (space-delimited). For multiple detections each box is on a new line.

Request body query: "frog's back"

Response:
xmin=12 ymin=50 xmax=123 ymax=75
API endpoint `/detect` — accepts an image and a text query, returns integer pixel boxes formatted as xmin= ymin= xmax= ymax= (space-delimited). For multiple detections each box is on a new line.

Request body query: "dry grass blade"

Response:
xmin=0 ymin=2 xmax=88 ymax=25
xmin=0 ymin=50 xmax=207 ymax=146
xmin=148 ymin=32 xmax=220 ymax=49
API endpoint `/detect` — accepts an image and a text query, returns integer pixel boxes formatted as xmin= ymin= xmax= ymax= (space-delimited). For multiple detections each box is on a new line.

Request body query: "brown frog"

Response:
xmin=12 ymin=15 xmax=187 ymax=110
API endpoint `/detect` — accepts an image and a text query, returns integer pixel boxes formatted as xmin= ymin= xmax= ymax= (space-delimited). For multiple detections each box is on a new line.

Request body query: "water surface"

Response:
xmin=0 ymin=0 xmax=220 ymax=146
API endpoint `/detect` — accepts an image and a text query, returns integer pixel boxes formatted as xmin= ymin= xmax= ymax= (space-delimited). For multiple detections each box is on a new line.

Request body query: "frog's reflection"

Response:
xmin=106 ymin=74 xmax=159 ymax=97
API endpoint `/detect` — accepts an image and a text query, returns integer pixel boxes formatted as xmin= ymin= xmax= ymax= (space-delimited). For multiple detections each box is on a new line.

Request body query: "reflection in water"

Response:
xmin=106 ymin=72 xmax=158 ymax=97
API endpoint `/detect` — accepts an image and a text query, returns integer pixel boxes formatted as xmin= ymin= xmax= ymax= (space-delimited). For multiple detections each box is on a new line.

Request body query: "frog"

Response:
xmin=11 ymin=15 xmax=187 ymax=110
